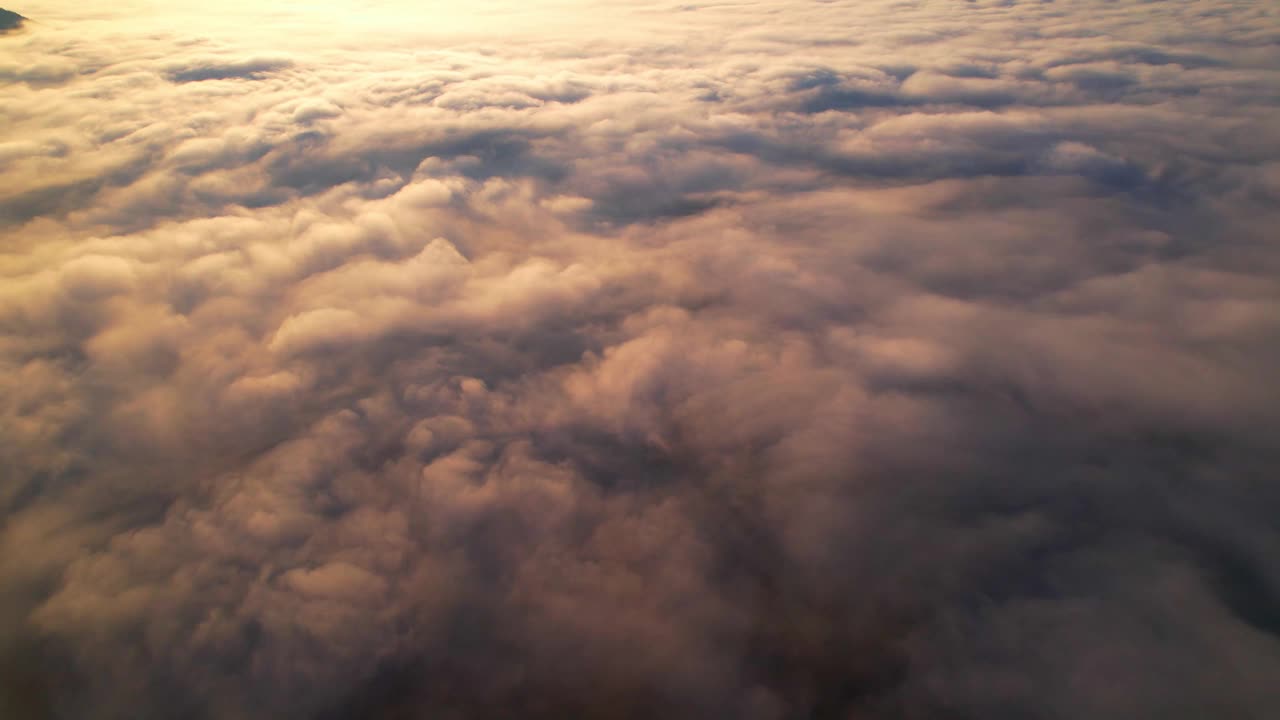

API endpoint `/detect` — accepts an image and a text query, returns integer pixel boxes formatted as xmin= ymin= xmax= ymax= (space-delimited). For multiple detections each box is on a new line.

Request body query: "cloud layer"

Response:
xmin=3 ymin=0 xmax=1280 ymax=718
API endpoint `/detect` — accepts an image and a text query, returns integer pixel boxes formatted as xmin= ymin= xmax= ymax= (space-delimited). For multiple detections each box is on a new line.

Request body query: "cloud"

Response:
xmin=2 ymin=0 xmax=1280 ymax=718
xmin=165 ymin=56 xmax=295 ymax=84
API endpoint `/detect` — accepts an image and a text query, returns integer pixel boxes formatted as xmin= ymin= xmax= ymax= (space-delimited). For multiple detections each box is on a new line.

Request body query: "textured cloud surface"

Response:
xmin=3 ymin=0 xmax=1280 ymax=717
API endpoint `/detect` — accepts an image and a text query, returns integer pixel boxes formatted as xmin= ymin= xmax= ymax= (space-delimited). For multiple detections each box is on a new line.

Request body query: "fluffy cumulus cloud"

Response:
xmin=2 ymin=0 xmax=1280 ymax=717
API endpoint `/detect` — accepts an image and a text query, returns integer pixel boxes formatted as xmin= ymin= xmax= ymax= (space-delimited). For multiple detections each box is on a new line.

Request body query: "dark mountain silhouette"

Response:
xmin=0 ymin=7 xmax=27 ymax=32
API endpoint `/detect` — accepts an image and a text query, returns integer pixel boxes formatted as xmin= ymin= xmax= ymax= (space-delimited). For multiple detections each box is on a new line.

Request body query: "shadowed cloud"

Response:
xmin=166 ymin=57 xmax=295 ymax=83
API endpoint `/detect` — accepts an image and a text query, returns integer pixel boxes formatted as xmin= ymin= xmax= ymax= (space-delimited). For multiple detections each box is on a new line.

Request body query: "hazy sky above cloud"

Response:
xmin=3 ymin=1 xmax=1280 ymax=718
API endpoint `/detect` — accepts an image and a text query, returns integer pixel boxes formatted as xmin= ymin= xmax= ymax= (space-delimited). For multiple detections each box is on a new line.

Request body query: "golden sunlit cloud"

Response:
xmin=2 ymin=0 xmax=1279 ymax=718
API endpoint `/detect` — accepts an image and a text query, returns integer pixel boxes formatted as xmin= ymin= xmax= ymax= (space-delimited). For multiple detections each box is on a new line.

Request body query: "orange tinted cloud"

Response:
xmin=3 ymin=1 xmax=1280 ymax=718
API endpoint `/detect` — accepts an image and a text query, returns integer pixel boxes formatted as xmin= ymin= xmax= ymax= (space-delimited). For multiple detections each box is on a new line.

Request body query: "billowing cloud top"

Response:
xmin=2 ymin=0 xmax=1280 ymax=718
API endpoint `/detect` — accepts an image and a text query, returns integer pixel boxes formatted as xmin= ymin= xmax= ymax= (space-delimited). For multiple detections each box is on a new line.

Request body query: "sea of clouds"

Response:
xmin=2 ymin=0 xmax=1280 ymax=717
